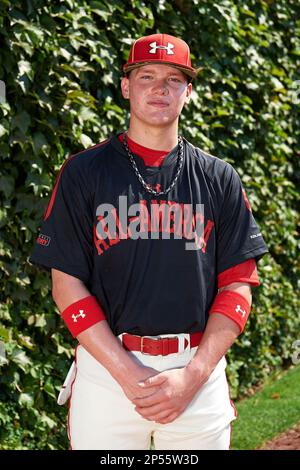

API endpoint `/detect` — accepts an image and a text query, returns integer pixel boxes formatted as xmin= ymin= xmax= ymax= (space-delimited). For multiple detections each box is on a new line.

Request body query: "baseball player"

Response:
xmin=30 ymin=33 xmax=268 ymax=450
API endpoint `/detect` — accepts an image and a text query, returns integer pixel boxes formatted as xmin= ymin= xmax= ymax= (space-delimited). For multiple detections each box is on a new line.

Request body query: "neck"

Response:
xmin=127 ymin=120 xmax=178 ymax=151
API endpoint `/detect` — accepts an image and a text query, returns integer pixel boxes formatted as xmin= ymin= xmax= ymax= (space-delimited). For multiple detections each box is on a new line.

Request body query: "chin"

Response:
xmin=144 ymin=114 xmax=175 ymax=125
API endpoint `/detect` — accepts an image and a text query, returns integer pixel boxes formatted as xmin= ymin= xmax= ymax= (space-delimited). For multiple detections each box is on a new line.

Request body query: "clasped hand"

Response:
xmin=131 ymin=366 xmax=207 ymax=425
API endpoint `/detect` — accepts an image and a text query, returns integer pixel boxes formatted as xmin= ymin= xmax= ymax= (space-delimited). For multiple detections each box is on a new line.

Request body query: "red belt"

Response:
xmin=122 ymin=332 xmax=203 ymax=356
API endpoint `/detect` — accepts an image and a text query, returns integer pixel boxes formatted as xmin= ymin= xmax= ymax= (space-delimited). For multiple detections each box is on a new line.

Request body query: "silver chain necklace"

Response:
xmin=122 ymin=131 xmax=184 ymax=197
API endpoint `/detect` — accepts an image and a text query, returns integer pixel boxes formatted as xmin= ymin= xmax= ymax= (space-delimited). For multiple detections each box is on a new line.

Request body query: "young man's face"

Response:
xmin=121 ymin=64 xmax=192 ymax=128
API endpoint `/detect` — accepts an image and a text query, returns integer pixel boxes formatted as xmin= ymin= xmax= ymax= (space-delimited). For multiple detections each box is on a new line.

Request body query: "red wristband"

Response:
xmin=209 ymin=290 xmax=251 ymax=334
xmin=61 ymin=295 xmax=106 ymax=338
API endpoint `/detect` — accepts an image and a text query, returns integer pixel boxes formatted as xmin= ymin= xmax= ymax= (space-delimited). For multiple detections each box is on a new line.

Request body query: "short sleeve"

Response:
xmin=216 ymin=164 xmax=268 ymax=274
xmin=29 ymin=156 xmax=93 ymax=283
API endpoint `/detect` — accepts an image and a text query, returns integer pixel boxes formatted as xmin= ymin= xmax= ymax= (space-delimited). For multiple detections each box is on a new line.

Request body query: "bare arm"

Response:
xmin=186 ymin=282 xmax=251 ymax=379
xmin=51 ymin=268 xmax=160 ymax=401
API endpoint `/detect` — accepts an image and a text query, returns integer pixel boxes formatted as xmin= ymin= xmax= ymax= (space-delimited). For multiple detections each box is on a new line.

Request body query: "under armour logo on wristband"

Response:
xmin=209 ymin=290 xmax=250 ymax=334
xmin=62 ymin=296 xmax=106 ymax=338
xmin=235 ymin=305 xmax=246 ymax=317
xmin=149 ymin=41 xmax=174 ymax=55
xmin=72 ymin=310 xmax=86 ymax=322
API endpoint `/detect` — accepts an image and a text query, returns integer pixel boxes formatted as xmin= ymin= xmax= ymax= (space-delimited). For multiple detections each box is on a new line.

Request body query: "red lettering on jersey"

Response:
xmin=105 ymin=209 xmax=120 ymax=246
xmin=114 ymin=211 xmax=128 ymax=239
xmin=139 ymin=200 xmax=151 ymax=234
xmin=150 ymin=200 xmax=164 ymax=232
xmin=164 ymin=201 xmax=182 ymax=235
xmin=160 ymin=201 xmax=170 ymax=234
xmin=93 ymin=225 xmax=110 ymax=255
xmin=201 ymin=220 xmax=215 ymax=253
xmin=93 ymin=199 xmax=215 ymax=256
xmin=96 ymin=210 xmax=120 ymax=248
xmin=183 ymin=204 xmax=194 ymax=240
xmin=127 ymin=216 xmax=139 ymax=238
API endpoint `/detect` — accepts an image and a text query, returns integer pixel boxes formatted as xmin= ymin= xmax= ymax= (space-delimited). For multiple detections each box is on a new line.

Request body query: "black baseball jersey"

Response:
xmin=30 ymin=133 xmax=268 ymax=336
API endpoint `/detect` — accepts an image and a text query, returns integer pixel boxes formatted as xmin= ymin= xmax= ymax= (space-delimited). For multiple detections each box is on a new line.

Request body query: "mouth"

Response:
xmin=147 ymin=101 xmax=169 ymax=108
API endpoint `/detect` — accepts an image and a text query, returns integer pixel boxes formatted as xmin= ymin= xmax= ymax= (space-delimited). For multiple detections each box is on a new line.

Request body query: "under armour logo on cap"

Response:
xmin=72 ymin=310 xmax=86 ymax=322
xmin=149 ymin=41 xmax=174 ymax=55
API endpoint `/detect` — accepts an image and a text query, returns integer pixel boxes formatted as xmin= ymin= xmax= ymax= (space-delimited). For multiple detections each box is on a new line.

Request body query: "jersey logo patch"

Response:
xmin=250 ymin=233 xmax=262 ymax=239
xmin=149 ymin=41 xmax=174 ymax=55
xmin=37 ymin=234 xmax=51 ymax=246
xmin=235 ymin=304 xmax=246 ymax=317
xmin=72 ymin=310 xmax=86 ymax=322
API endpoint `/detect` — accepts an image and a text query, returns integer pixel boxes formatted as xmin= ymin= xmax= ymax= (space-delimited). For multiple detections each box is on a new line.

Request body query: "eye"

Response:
xmin=169 ymin=77 xmax=183 ymax=83
xmin=140 ymin=74 xmax=152 ymax=80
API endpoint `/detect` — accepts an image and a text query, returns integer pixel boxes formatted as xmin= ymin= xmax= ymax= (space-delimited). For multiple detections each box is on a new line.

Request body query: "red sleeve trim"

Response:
xmin=44 ymin=139 xmax=109 ymax=221
xmin=218 ymin=259 xmax=260 ymax=289
xmin=43 ymin=158 xmax=73 ymax=221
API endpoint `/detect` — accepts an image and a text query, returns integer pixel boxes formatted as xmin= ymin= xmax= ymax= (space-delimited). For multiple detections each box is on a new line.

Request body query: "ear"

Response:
xmin=121 ymin=76 xmax=130 ymax=100
xmin=184 ymin=82 xmax=193 ymax=105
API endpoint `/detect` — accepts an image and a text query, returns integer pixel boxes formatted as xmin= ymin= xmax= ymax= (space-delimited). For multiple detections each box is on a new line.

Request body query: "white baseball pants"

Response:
xmin=60 ymin=333 xmax=237 ymax=450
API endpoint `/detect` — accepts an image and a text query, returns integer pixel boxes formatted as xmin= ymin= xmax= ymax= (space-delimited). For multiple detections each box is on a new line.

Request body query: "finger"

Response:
xmin=138 ymin=406 xmax=174 ymax=422
xmin=133 ymin=388 xmax=160 ymax=400
xmin=138 ymin=374 xmax=167 ymax=388
xmin=156 ymin=411 xmax=178 ymax=424
xmin=133 ymin=388 xmax=163 ymax=407
xmin=152 ymin=409 xmax=176 ymax=422
xmin=135 ymin=402 xmax=164 ymax=417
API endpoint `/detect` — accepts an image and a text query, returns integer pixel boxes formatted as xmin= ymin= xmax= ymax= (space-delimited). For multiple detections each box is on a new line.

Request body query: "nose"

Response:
xmin=152 ymin=78 xmax=169 ymax=95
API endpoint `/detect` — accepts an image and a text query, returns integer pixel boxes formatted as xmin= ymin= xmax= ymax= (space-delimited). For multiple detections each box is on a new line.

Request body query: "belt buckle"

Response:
xmin=141 ymin=335 xmax=161 ymax=355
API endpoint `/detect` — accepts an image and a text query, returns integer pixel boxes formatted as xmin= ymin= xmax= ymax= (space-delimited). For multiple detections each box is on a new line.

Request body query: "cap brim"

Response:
xmin=123 ymin=61 xmax=202 ymax=79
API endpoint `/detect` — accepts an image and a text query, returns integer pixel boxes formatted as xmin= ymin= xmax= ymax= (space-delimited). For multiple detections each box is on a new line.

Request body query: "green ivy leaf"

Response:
xmin=18 ymin=393 xmax=34 ymax=408
xmin=0 ymin=175 xmax=15 ymax=198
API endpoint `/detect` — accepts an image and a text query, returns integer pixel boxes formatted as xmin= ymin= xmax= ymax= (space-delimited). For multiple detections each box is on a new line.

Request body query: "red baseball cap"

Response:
xmin=123 ymin=33 xmax=201 ymax=80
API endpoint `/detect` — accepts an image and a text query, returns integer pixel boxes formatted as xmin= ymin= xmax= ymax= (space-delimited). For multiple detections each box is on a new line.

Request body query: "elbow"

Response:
xmin=51 ymin=269 xmax=64 ymax=308
xmin=51 ymin=281 xmax=61 ymax=307
xmin=51 ymin=284 xmax=58 ymax=304
xmin=50 ymin=268 xmax=89 ymax=312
